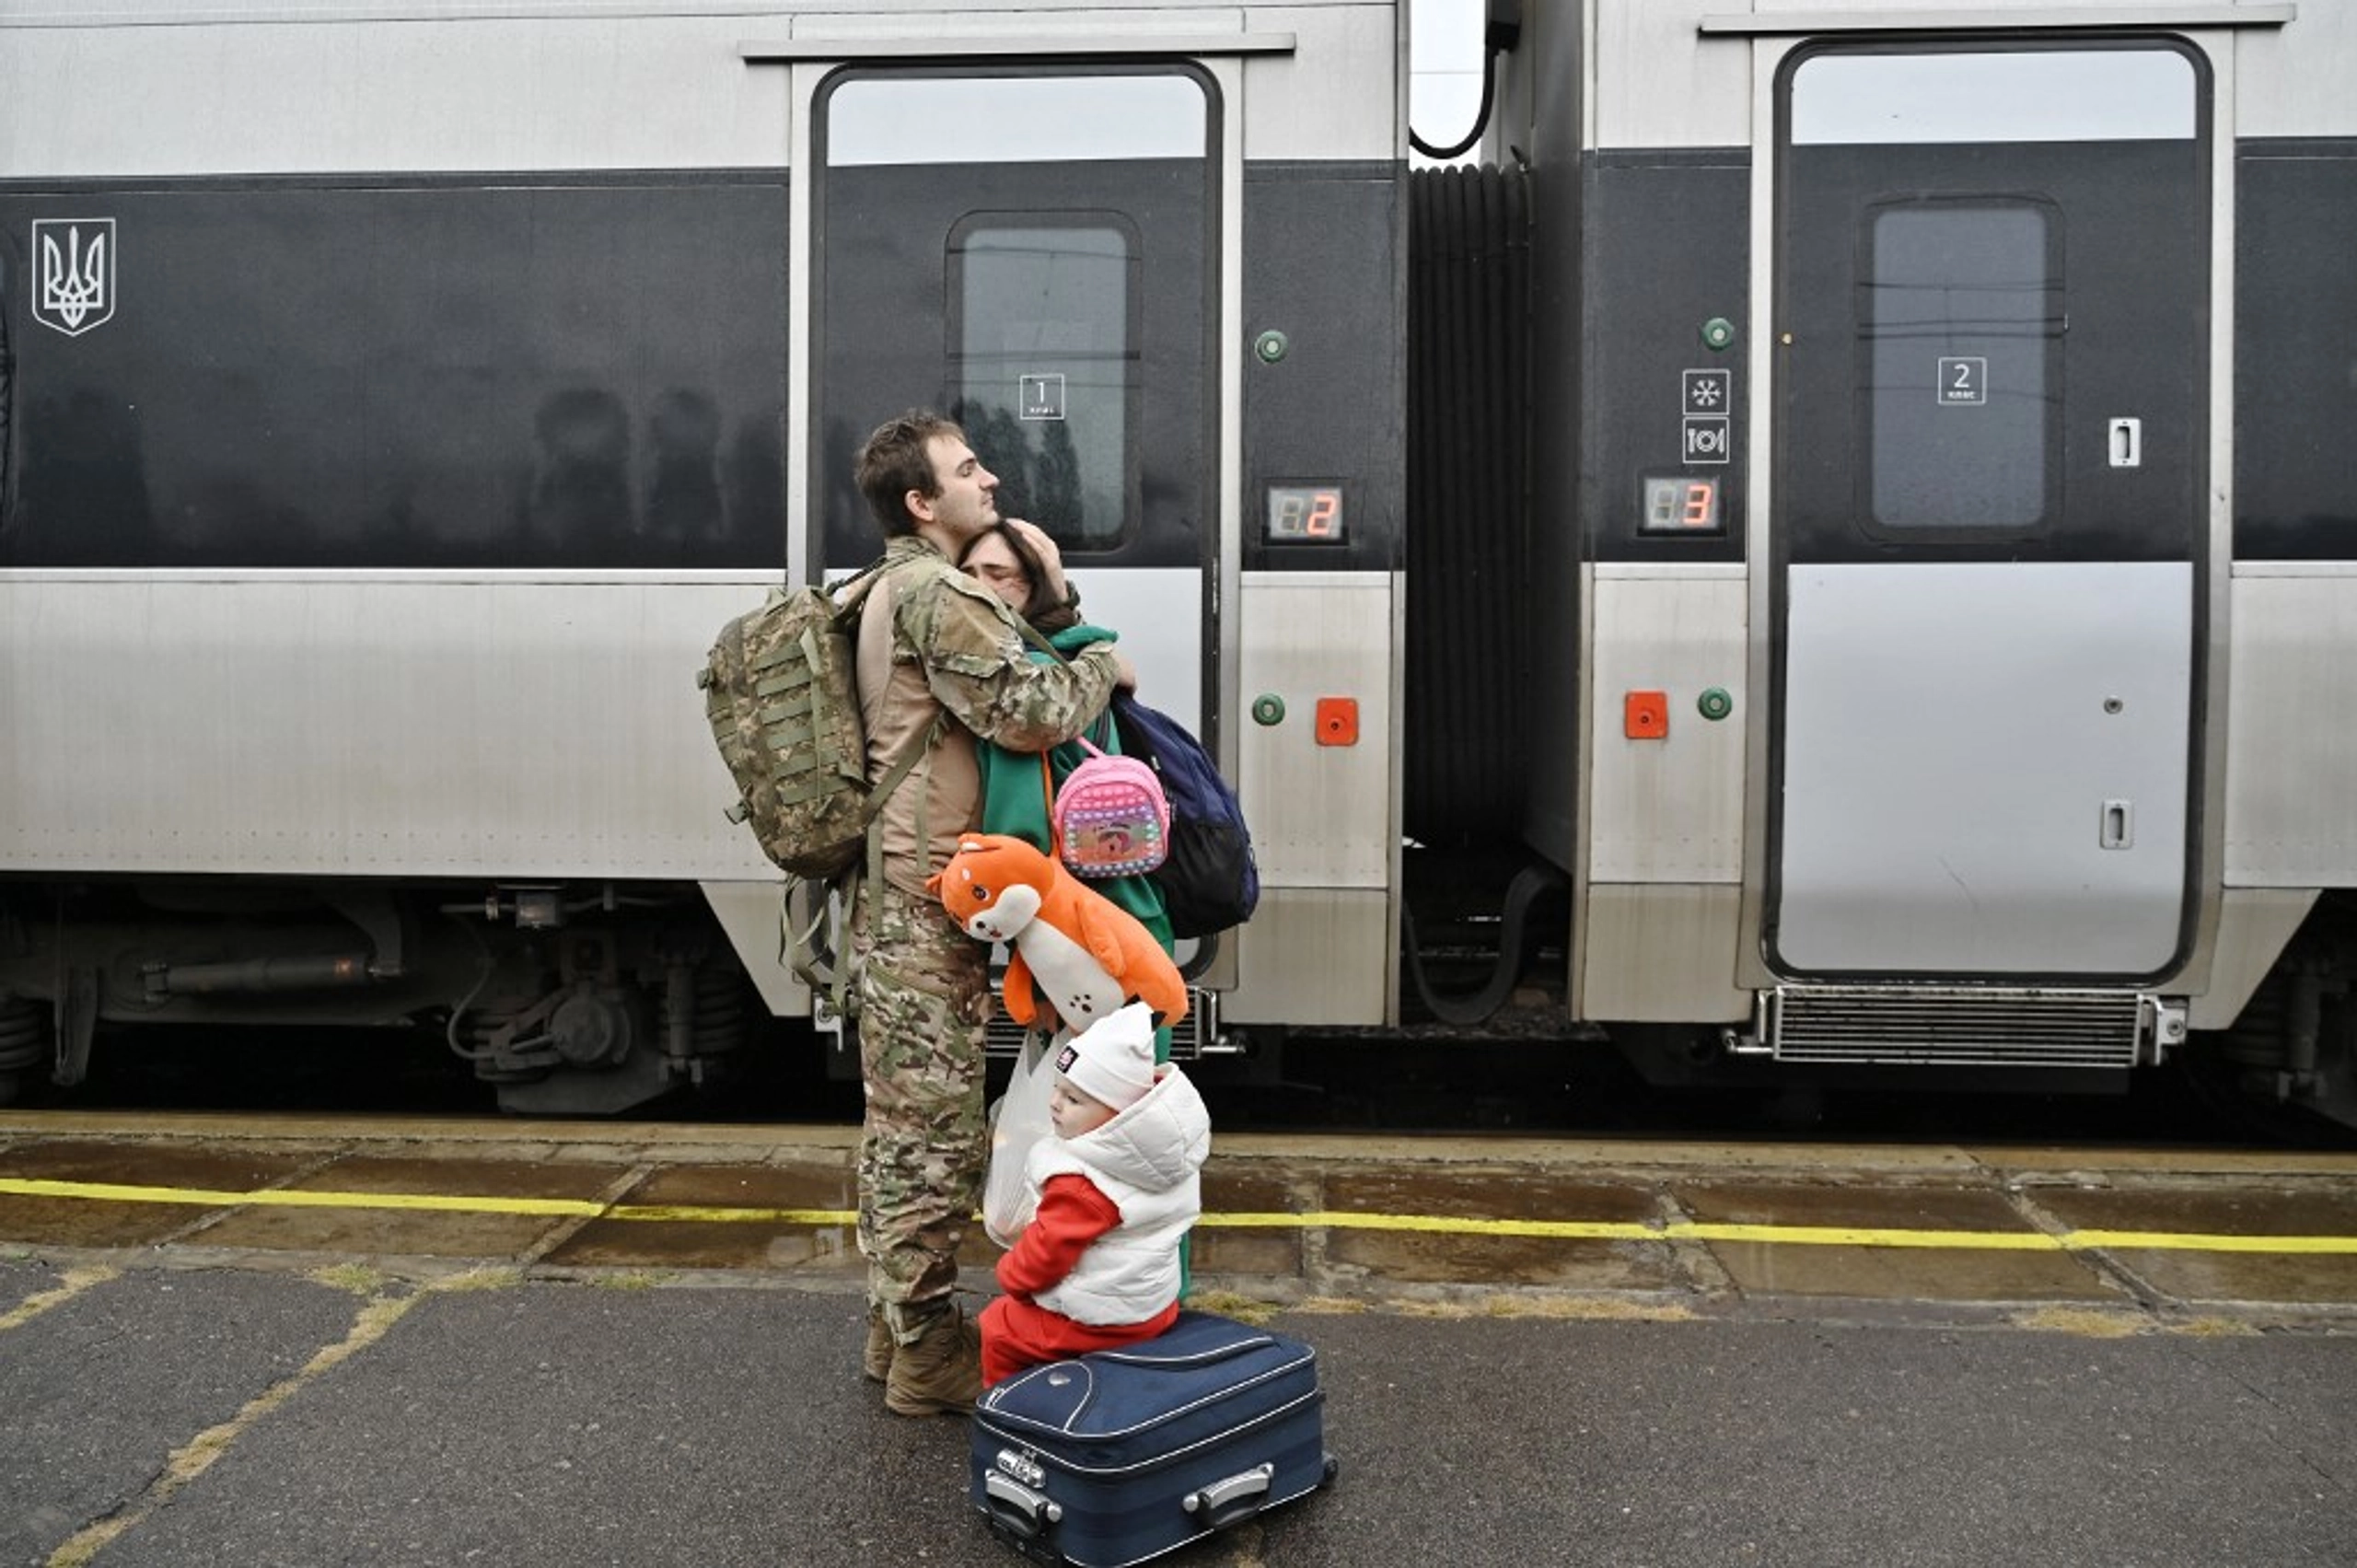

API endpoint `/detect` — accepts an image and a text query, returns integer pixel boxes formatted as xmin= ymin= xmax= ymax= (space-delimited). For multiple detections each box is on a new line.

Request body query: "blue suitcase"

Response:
xmin=970 ymin=1310 xmax=1336 ymax=1567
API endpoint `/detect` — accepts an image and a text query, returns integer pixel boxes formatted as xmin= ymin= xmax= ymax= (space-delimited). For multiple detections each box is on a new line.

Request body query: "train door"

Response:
xmin=809 ymin=66 xmax=1217 ymax=727
xmin=1767 ymin=40 xmax=2210 ymax=980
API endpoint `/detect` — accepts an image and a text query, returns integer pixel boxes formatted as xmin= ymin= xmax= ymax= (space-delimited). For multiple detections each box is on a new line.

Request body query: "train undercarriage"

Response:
xmin=1386 ymin=872 xmax=2357 ymax=1143
xmin=0 ymin=871 xmax=2351 ymax=1140
xmin=0 ymin=877 xmax=761 ymax=1116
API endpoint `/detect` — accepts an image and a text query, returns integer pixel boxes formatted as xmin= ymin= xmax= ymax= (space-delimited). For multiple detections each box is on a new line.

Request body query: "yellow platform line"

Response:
xmin=1217 ymin=1212 xmax=2064 ymax=1249
xmin=6 ymin=1177 xmax=2356 ymax=1256
xmin=1211 ymin=1210 xmax=1660 ymax=1242
xmin=612 ymin=1204 xmax=856 ymax=1225
xmin=2062 ymin=1228 xmax=2357 ymax=1255
xmin=0 ymin=1178 xmax=604 ymax=1218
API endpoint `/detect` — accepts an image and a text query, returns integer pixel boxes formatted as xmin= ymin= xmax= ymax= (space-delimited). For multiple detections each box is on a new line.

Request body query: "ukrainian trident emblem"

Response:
xmin=32 ymin=218 xmax=116 ymax=337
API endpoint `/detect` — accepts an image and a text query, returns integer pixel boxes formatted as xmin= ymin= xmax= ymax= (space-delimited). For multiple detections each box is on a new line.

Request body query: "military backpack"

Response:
xmin=696 ymin=563 xmax=930 ymax=883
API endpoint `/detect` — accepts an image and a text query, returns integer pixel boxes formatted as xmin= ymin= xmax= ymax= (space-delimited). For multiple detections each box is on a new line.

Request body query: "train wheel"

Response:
xmin=664 ymin=960 xmax=756 ymax=1063
xmin=0 ymin=998 xmax=50 ymax=1104
xmin=2177 ymin=970 xmax=2356 ymax=1145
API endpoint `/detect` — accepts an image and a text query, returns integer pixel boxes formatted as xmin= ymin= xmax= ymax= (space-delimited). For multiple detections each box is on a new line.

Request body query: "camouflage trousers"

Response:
xmin=851 ymin=877 xmax=991 ymax=1320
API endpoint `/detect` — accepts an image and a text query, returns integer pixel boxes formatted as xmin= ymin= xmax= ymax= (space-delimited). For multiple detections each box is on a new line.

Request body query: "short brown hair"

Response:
xmin=853 ymin=409 xmax=963 ymax=536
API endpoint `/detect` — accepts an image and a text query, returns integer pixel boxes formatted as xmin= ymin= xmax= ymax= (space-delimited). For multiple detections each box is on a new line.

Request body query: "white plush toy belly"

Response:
xmin=929 ymin=833 xmax=1190 ymax=1034
xmin=1004 ymin=917 xmax=1132 ymax=1029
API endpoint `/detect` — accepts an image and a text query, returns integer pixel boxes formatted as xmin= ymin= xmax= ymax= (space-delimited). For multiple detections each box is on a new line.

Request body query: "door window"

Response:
xmin=823 ymin=74 xmax=1206 ymax=167
xmin=814 ymin=67 xmax=1212 ymax=567
xmin=950 ymin=218 xmax=1141 ymax=548
xmin=1773 ymin=40 xmax=2207 ymax=564
xmin=1864 ymin=198 xmax=2060 ymax=531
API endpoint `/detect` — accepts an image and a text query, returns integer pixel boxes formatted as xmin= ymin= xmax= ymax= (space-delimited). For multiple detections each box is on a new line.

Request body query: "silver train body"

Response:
xmin=0 ymin=2 xmax=2350 ymax=1130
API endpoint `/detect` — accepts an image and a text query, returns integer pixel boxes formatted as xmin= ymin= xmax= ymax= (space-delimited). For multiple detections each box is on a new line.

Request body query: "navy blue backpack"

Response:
xmin=1109 ymin=692 xmax=1260 ymax=939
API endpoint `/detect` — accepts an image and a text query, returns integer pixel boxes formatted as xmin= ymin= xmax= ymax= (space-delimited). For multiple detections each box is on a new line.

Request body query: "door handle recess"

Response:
xmin=2108 ymin=417 xmax=2142 ymax=468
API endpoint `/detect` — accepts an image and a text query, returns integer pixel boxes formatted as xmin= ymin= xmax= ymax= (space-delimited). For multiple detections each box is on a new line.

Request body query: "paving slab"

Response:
xmin=545 ymin=1160 xmax=860 ymax=1272
xmin=193 ymin=1153 xmax=632 ymax=1259
xmin=0 ymin=1139 xmax=328 ymax=1249
xmin=2032 ymin=1182 xmax=2357 ymax=1306
xmin=1195 ymin=1167 xmax=1305 ymax=1278
xmin=1320 ymin=1168 xmax=1674 ymax=1291
xmin=1677 ymin=1179 xmax=2117 ymax=1302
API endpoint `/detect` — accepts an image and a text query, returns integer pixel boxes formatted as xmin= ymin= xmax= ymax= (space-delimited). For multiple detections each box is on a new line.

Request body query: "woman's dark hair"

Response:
xmin=958 ymin=522 xmax=1062 ymax=624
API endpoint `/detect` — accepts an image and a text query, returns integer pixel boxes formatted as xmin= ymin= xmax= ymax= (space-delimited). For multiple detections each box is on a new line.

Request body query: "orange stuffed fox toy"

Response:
xmin=929 ymin=834 xmax=1188 ymax=1034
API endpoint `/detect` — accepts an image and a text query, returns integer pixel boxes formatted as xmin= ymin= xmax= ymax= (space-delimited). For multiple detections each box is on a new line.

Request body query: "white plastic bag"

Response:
xmin=983 ymin=1032 xmax=1057 ymax=1247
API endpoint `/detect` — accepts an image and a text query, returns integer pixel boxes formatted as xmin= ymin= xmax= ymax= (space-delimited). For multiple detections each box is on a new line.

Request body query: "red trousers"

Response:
xmin=980 ymin=1294 xmax=1180 ymax=1387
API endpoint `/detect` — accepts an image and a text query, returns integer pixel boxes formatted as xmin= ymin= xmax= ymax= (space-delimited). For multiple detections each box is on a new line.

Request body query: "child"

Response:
xmin=979 ymin=1001 xmax=1212 ymax=1387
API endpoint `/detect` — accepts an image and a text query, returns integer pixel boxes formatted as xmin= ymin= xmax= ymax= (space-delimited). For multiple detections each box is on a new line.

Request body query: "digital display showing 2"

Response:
xmin=1266 ymin=484 xmax=1346 ymax=543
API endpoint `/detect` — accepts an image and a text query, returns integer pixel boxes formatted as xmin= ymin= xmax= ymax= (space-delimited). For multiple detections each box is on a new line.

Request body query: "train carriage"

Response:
xmin=0 ymin=0 xmax=1407 ymax=1113
xmin=1492 ymin=1 xmax=2356 ymax=1130
xmin=0 ymin=1 xmax=2350 ymax=1134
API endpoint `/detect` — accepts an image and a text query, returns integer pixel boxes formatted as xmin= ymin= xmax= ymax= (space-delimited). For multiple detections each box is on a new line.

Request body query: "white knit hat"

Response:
xmin=1053 ymin=1001 xmax=1158 ymax=1112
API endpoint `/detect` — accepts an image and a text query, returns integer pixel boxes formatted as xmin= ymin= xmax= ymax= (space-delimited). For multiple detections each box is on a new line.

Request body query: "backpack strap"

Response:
xmin=780 ymin=711 xmax=944 ymax=1023
xmin=1038 ymin=749 xmax=1063 ymax=864
xmin=1014 ymin=614 xmax=1065 ymax=663
xmin=829 ymin=556 xmax=891 ymax=603
xmin=862 ymin=712 xmax=946 ymax=901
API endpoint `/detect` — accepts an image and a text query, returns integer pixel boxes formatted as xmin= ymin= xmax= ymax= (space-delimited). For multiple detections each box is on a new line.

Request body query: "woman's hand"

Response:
xmin=1004 ymin=517 xmax=1071 ymax=608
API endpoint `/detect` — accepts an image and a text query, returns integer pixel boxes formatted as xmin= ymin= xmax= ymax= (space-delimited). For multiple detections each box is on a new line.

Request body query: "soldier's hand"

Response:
xmin=1004 ymin=518 xmax=1071 ymax=607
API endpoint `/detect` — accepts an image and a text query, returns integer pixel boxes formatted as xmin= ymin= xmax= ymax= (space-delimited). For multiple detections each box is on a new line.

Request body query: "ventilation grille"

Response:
xmin=983 ymin=987 xmax=1220 ymax=1060
xmin=1766 ymin=987 xmax=2149 ymax=1068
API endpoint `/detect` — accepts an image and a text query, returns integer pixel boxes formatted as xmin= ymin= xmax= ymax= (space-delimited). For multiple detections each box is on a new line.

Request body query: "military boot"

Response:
xmin=883 ymin=1302 xmax=981 ymax=1417
xmin=862 ymin=1306 xmax=892 ymax=1384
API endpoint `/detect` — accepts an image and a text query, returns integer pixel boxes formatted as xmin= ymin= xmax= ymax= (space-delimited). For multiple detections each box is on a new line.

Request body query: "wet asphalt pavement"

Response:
xmin=6 ymin=1248 xmax=2352 ymax=1568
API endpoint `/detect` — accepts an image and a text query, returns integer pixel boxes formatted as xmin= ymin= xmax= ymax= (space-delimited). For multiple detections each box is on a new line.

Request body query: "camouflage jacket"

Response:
xmin=853 ymin=535 xmax=1122 ymax=896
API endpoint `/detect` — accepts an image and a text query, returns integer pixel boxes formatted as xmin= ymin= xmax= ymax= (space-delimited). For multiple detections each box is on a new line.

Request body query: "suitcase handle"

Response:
xmin=1183 ymin=1462 xmax=1273 ymax=1530
xmin=983 ymin=1471 xmax=1062 ymax=1540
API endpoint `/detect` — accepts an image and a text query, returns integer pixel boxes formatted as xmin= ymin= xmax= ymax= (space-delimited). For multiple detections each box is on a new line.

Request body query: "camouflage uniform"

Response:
xmin=850 ymin=535 xmax=1121 ymax=1328
xmin=851 ymin=877 xmax=991 ymax=1315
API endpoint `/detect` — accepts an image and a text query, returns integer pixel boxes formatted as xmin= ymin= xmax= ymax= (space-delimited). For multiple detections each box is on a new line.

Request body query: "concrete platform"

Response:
xmin=3 ymin=1255 xmax=2351 ymax=1568
xmin=4 ymin=1114 xmax=2352 ymax=1323
xmin=5 ymin=1117 xmax=2354 ymax=1566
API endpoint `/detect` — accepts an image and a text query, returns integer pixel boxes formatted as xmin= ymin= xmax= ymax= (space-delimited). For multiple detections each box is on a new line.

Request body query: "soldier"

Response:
xmin=847 ymin=410 xmax=1134 ymax=1415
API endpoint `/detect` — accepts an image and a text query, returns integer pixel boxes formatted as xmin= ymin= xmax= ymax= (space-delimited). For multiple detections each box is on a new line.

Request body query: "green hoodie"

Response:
xmin=975 ymin=621 xmax=1176 ymax=955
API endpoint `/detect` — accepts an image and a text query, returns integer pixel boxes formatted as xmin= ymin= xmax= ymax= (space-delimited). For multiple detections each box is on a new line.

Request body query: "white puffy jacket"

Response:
xmin=1025 ymin=1063 xmax=1212 ymax=1327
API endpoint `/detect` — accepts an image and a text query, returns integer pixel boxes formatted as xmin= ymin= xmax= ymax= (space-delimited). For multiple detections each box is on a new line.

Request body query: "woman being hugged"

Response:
xmin=958 ymin=519 xmax=1175 ymax=970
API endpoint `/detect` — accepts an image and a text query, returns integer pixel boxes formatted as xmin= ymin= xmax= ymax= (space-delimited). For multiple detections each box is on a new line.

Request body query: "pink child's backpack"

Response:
xmin=1047 ymin=738 xmax=1170 ymax=879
